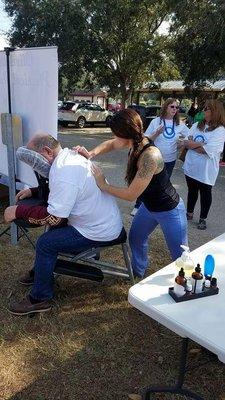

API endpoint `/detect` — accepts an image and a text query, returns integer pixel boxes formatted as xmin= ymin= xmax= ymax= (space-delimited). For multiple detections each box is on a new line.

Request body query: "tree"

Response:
xmin=80 ymin=0 xmax=177 ymax=106
xmin=4 ymin=0 xmax=179 ymax=104
xmin=154 ymin=56 xmax=181 ymax=82
xmin=3 ymin=0 xmax=88 ymax=90
xmin=171 ymin=0 xmax=225 ymax=85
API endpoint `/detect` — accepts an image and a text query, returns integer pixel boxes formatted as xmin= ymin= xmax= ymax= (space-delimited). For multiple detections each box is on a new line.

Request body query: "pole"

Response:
xmin=4 ymin=47 xmax=18 ymax=245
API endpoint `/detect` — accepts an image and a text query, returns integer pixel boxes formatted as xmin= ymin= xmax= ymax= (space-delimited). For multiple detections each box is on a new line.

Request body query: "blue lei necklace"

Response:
xmin=162 ymin=119 xmax=175 ymax=139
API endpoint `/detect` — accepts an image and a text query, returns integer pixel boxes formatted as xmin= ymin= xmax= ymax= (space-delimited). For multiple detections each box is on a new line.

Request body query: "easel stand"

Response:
xmin=0 ymin=47 xmax=21 ymax=245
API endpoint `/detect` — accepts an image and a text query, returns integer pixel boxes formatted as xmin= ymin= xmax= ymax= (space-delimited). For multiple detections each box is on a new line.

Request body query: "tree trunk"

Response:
xmin=120 ymin=83 xmax=129 ymax=109
xmin=121 ymin=93 xmax=126 ymax=109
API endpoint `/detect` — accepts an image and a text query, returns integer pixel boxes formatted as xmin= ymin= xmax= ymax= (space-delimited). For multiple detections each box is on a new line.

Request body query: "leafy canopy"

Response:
xmin=171 ymin=0 xmax=225 ymax=85
xmin=80 ymin=0 xmax=177 ymax=104
xmin=4 ymin=0 xmax=179 ymax=102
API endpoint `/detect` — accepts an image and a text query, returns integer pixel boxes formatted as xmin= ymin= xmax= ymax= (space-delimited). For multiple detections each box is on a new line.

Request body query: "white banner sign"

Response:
xmin=0 ymin=46 xmax=58 ymax=186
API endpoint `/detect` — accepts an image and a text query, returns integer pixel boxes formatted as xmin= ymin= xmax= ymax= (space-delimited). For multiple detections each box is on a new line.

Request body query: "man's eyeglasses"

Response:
xmin=169 ymin=105 xmax=179 ymax=110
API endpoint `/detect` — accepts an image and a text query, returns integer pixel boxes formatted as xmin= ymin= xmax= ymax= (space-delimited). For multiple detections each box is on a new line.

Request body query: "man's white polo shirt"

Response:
xmin=47 ymin=148 xmax=123 ymax=241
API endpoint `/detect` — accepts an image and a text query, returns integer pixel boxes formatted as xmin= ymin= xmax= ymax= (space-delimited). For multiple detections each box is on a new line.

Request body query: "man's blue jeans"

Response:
xmin=129 ymin=199 xmax=187 ymax=278
xmin=31 ymin=226 xmax=113 ymax=301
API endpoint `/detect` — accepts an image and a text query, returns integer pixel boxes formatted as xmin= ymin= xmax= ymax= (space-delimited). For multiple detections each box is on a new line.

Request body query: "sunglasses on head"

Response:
xmin=169 ymin=105 xmax=179 ymax=109
xmin=203 ymin=106 xmax=211 ymax=111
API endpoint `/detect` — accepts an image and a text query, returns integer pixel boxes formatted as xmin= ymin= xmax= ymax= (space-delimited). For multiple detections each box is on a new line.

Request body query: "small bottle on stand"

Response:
xmin=210 ymin=277 xmax=217 ymax=289
xmin=174 ymin=268 xmax=186 ymax=297
xmin=186 ymin=279 xmax=193 ymax=296
xmin=204 ymin=276 xmax=211 ymax=290
xmin=191 ymin=264 xmax=204 ymax=294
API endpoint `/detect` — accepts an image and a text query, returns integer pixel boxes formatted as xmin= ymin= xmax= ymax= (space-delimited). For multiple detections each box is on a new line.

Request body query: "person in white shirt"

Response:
xmin=145 ymin=98 xmax=190 ymax=177
xmin=4 ymin=134 xmax=123 ymax=316
xmin=182 ymin=99 xmax=225 ymax=230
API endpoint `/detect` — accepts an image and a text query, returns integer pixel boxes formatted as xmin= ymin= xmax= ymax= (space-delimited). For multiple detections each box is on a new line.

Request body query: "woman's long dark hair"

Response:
xmin=110 ymin=109 xmax=144 ymax=184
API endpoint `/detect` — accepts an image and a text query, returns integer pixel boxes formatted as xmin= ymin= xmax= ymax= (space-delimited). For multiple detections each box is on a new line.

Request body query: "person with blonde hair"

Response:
xmin=182 ymin=99 xmax=225 ymax=230
xmin=145 ymin=98 xmax=189 ymax=178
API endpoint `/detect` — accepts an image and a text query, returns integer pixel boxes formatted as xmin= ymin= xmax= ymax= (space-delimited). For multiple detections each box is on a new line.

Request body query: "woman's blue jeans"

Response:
xmin=31 ymin=226 xmax=112 ymax=301
xmin=129 ymin=199 xmax=187 ymax=278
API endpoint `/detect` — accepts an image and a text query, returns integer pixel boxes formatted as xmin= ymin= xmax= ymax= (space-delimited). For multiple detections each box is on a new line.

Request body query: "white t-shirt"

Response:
xmin=183 ymin=123 xmax=225 ymax=186
xmin=145 ymin=116 xmax=190 ymax=162
xmin=47 ymin=148 xmax=123 ymax=241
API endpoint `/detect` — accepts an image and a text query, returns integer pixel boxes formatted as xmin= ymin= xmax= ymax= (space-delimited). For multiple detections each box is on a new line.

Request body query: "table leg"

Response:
xmin=143 ymin=338 xmax=204 ymax=400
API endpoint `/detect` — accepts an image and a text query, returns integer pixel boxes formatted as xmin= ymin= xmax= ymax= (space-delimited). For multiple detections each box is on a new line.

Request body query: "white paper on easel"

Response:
xmin=0 ymin=46 xmax=58 ymax=186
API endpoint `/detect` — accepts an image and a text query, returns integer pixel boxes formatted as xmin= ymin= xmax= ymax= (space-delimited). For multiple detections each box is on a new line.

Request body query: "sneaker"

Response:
xmin=130 ymin=207 xmax=138 ymax=217
xmin=186 ymin=212 xmax=193 ymax=220
xmin=197 ymin=219 xmax=207 ymax=230
xmin=8 ymin=295 xmax=51 ymax=316
xmin=19 ymin=270 xmax=35 ymax=286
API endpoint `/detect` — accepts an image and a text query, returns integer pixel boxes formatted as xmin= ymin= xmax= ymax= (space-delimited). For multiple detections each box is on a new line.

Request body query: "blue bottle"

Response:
xmin=204 ymin=254 xmax=215 ymax=278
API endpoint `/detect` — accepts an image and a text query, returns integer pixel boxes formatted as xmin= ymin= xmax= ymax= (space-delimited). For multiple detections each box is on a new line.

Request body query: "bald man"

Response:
xmin=5 ymin=134 xmax=123 ymax=316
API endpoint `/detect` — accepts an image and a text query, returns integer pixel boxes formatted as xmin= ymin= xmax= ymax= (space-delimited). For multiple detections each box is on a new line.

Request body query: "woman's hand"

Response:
xmin=72 ymin=145 xmax=92 ymax=159
xmin=156 ymin=124 xmax=164 ymax=136
xmin=91 ymin=163 xmax=107 ymax=190
xmin=183 ymin=139 xmax=204 ymax=151
xmin=15 ymin=188 xmax=32 ymax=202
xmin=177 ymin=138 xmax=185 ymax=149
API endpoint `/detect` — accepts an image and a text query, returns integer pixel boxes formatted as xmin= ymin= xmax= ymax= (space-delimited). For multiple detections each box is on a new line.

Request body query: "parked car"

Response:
xmin=58 ymin=101 xmax=113 ymax=128
xmin=127 ymin=104 xmax=161 ymax=130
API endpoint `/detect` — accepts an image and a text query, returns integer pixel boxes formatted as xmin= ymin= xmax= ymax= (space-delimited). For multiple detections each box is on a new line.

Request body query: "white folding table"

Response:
xmin=128 ymin=233 xmax=225 ymax=399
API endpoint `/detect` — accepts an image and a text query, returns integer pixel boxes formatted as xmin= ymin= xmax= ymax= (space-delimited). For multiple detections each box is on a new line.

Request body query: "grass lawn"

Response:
xmin=0 ymin=204 xmax=225 ymax=400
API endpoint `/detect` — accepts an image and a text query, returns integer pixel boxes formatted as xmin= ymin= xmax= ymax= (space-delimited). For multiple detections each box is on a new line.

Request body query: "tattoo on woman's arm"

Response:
xmin=137 ymin=151 xmax=162 ymax=179
xmin=154 ymin=152 xmax=164 ymax=171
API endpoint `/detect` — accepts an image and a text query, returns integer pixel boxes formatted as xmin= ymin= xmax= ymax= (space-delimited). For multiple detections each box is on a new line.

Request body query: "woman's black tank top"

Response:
xmin=135 ymin=139 xmax=179 ymax=212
